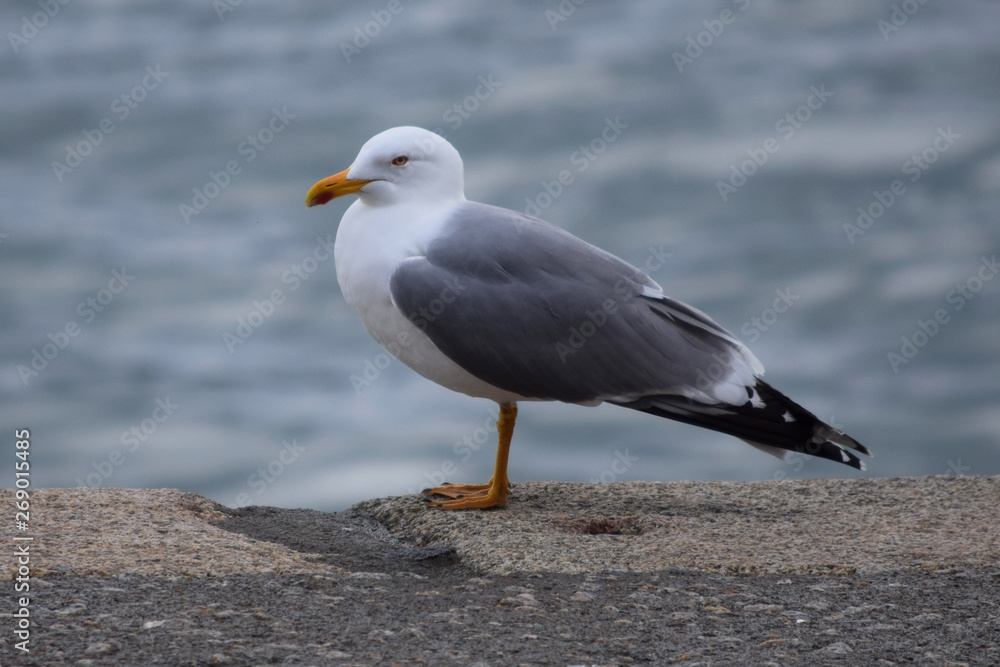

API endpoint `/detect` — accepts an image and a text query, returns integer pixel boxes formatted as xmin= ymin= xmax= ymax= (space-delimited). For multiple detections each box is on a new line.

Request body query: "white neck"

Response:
xmin=333 ymin=197 xmax=459 ymax=320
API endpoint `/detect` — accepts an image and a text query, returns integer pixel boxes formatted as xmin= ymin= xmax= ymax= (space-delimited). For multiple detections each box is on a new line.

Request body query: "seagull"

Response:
xmin=305 ymin=126 xmax=871 ymax=510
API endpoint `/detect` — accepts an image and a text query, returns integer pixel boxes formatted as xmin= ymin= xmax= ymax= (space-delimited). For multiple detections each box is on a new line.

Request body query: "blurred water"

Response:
xmin=2 ymin=0 xmax=998 ymax=511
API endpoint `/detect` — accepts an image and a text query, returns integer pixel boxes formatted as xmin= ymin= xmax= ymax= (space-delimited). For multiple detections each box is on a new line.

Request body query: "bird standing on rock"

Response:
xmin=305 ymin=126 xmax=871 ymax=510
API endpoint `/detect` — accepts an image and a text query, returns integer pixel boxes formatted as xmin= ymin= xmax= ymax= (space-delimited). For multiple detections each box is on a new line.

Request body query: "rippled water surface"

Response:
xmin=2 ymin=1 xmax=999 ymax=510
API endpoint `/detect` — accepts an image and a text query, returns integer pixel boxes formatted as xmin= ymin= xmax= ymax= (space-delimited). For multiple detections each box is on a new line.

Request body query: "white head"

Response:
xmin=305 ymin=127 xmax=465 ymax=209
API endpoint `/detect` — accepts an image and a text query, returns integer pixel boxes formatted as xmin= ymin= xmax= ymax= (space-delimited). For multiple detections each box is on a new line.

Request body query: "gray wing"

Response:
xmin=388 ymin=202 xmax=761 ymax=406
xmin=389 ymin=202 xmax=872 ymax=469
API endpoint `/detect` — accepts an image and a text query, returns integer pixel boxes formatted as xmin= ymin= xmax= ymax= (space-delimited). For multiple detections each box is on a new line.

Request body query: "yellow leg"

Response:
xmin=422 ymin=403 xmax=517 ymax=510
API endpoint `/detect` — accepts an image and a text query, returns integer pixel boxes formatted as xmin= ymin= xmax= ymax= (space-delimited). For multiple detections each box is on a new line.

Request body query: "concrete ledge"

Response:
xmin=5 ymin=475 xmax=997 ymax=579
xmin=1 ymin=488 xmax=333 ymax=579
xmin=355 ymin=475 xmax=1000 ymax=575
xmin=4 ymin=478 xmax=998 ymax=664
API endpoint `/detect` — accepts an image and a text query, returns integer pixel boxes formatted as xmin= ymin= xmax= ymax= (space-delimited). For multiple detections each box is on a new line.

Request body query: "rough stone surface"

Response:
xmin=1 ymin=488 xmax=332 ymax=579
xmin=355 ymin=475 xmax=1000 ymax=575
xmin=11 ymin=568 xmax=999 ymax=665
xmin=3 ymin=477 xmax=998 ymax=665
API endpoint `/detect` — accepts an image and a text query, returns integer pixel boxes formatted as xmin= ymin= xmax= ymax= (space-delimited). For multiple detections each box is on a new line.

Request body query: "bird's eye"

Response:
xmin=391 ymin=155 xmax=409 ymax=166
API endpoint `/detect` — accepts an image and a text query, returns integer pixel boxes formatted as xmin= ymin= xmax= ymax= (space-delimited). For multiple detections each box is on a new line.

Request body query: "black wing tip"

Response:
xmin=837 ymin=445 xmax=867 ymax=471
xmin=813 ymin=423 xmax=873 ymax=459
xmin=615 ymin=382 xmax=874 ymax=471
xmin=801 ymin=425 xmax=873 ymax=471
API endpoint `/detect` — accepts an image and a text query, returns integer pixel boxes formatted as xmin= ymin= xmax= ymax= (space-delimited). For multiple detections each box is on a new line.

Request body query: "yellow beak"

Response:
xmin=305 ymin=168 xmax=372 ymax=208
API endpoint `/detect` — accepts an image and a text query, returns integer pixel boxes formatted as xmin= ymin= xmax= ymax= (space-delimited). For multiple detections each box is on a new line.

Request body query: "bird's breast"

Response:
xmin=331 ymin=200 xmax=527 ymax=404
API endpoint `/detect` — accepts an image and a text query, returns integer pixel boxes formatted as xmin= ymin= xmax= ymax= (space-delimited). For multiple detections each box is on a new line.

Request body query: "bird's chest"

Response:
xmin=330 ymin=206 xmax=525 ymax=403
xmin=332 ymin=206 xmax=434 ymax=356
xmin=335 ymin=240 xmax=403 ymax=342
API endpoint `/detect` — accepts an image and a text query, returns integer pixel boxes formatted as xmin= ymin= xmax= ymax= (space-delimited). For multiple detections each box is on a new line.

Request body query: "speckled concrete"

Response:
xmin=354 ymin=475 xmax=1000 ymax=575
xmin=0 ymin=488 xmax=332 ymax=579
xmin=4 ymin=478 xmax=999 ymax=665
